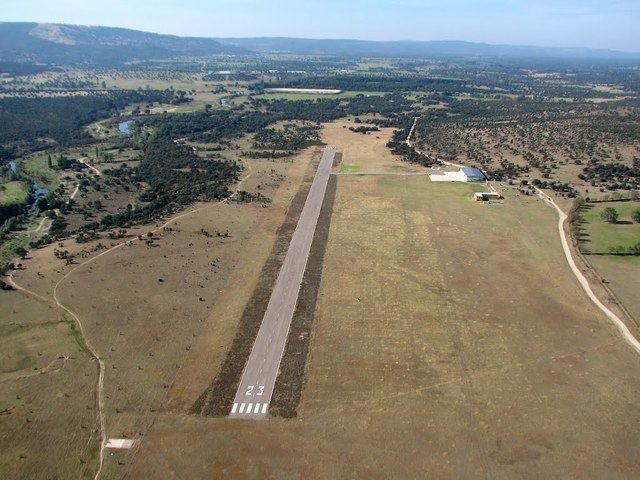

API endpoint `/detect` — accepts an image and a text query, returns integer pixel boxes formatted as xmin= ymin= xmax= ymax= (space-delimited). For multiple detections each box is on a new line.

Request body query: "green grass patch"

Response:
xmin=0 ymin=236 xmax=29 ymax=263
xmin=0 ymin=181 xmax=29 ymax=205
xmin=581 ymin=201 xmax=640 ymax=254
xmin=17 ymin=153 xmax=61 ymax=190
xmin=338 ymin=162 xmax=361 ymax=173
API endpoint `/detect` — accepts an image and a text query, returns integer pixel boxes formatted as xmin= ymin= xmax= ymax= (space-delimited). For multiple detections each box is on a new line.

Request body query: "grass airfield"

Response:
xmin=125 ymin=123 xmax=640 ymax=479
xmin=2 ymin=120 xmax=640 ymax=479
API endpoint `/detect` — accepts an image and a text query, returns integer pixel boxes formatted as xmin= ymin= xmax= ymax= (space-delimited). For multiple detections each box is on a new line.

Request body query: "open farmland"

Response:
xmin=120 ymin=125 xmax=640 ymax=479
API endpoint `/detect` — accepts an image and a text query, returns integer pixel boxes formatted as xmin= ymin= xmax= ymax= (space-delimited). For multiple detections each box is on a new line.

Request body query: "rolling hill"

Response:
xmin=0 ymin=22 xmax=249 ymax=66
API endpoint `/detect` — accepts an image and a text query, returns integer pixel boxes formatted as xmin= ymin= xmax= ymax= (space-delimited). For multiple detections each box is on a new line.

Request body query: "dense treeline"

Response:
xmin=387 ymin=125 xmax=440 ymax=168
xmin=0 ymin=89 xmax=188 ymax=150
xmin=256 ymin=93 xmax=412 ymax=122
xmin=0 ymin=61 xmax=50 ymax=76
xmin=142 ymin=108 xmax=274 ymax=141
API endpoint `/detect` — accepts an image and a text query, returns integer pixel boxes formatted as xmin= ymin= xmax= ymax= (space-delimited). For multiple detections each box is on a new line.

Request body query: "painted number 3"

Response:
xmin=246 ymin=385 xmax=265 ymax=396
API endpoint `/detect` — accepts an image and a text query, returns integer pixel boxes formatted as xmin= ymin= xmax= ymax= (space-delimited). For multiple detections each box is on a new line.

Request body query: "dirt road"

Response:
xmin=536 ymin=188 xmax=640 ymax=355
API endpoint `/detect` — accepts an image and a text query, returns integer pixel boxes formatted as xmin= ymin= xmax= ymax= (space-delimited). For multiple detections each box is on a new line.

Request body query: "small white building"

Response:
xmin=474 ymin=192 xmax=502 ymax=202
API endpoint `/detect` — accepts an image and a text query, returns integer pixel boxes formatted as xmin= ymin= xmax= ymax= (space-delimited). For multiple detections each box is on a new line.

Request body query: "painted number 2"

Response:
xmin=245 ymin=385 xmax=265 ymax=396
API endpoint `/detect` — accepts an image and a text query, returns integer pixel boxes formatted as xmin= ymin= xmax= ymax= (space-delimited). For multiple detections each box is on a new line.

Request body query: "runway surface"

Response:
xmin=229 ymin=147 xmax=337 ymax=419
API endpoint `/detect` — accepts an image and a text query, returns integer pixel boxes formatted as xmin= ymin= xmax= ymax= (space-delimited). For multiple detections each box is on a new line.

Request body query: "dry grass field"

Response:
xmin=120 ymin=124 xmax=640 ymax=479
xmin=0 ymin=143 xmax=316 ymax=478
xmin=589 ymin=256 xmax=640 ymax=324
xmin=324 ymin=119 xmax=423 ymax=174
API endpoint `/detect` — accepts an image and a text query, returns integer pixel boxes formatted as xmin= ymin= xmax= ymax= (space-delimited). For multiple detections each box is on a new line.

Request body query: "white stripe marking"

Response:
xmin=247 ymin=403 xmax=253 ymax=413
xmin=261 ymin=403 xmax=268 ymax=414
xmin=239 ymin=403 xmax=245 ymax=413
xmin=254 ymin=403 xmax=261 ymax=413
xmin=231 ymin=403 xmax=238 ymax=414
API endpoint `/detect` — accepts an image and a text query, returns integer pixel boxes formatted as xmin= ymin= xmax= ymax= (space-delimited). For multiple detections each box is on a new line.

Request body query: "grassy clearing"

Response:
xmin=0 ymin=181 xmax=28 ymax=205
xmin=581 ymin=201 xmax=640 ymax=253
xmin=0 ymin=286 xmax=97 ymax=479
xmin=338 ymin=162 xmax=360 ymax=173
xmin=17 ymin=154 xmax=61 ymax=190
xmin=253 ymin=91 xmax=386 ymax=101
xmin=322 ymin=119 xmax=423 ymax=173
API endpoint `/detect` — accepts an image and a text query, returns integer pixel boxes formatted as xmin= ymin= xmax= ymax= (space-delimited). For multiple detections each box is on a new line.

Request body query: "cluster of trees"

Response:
xmin=387 ymin=127 xmax=440 ymax=168
xmin=349 ymin=125 xmax=380 ymax=135
xmin=252 ymin=124 xmax=321 ymax=150
xmin=530 ymin=179 xmax=578 ymax=197
xmin=96 ymin=134 xmax=240 ymax=229
xmin=581 ymin=159 xmax=640 ymax=191
xmin=600 ymin=206 xmax=640 ymax=224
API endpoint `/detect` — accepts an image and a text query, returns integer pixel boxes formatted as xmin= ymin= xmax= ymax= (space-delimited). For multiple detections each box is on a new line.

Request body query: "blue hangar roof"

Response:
xmin=461 ymin=167 xmax=485 ymax=179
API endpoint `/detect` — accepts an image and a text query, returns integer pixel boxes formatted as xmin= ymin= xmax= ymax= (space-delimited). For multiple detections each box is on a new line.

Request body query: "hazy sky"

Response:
xmin=3 ymin=0 xmax=640 ymax=51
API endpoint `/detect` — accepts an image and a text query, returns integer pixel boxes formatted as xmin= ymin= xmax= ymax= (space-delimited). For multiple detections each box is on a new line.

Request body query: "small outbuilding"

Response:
xmin=474 ymin=192 xmax=502 ymax=202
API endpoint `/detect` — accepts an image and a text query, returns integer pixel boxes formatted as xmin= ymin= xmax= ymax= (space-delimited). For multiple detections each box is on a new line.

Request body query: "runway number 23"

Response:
xmin=246 ymin=385 xmax=264 ymax=396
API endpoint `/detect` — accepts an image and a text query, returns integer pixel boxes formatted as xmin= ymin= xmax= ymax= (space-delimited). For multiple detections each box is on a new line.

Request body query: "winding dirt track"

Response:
xmin=536 ymin=188 xmax=640 ymax=355
xmin=7 ymin=163 xmax=253 ymax=480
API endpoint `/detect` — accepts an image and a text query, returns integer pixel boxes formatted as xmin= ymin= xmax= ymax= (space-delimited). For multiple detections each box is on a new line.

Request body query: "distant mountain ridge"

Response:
xmin=0 ymin=22 xmax=638 ymax=67
xmin=216 ymin=37 xmax=640 ymax=59
xmin=0 ymin=22 xmax=248 ymax=65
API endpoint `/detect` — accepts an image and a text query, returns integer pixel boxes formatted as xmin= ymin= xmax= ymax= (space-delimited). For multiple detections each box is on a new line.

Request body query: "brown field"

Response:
xmin=120 ymin=123 xmax=640 ymax=479
xmin=589 ymin=255 xmax=640 ymax=324
xmin=324 ymin=119 xmax=423 ymax=174
xmin=0 ymin=144 xmax=315 ymax=478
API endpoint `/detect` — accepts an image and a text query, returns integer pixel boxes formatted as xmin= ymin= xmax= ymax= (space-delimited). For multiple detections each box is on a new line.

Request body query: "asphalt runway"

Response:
xmin=229 ymin=147 xmax=337 ymax=419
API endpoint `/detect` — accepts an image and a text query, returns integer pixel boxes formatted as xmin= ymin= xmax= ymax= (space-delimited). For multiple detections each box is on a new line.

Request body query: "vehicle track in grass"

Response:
xmin=7 ymin=162 xmax=253 ymax=479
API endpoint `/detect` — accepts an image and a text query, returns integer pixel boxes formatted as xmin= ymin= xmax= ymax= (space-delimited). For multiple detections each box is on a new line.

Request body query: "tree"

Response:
xmin=632 ymin=208 xmax=640 ymax=224
xmin=47 ymin=154 xmax=52 ymax=168
xmin=601 ymin=207 xmax=619 ymax=223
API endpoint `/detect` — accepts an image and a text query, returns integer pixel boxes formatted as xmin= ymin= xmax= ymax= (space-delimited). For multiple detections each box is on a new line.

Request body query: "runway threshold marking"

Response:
xmin=228 ymin=147 xmax=337 ymax=420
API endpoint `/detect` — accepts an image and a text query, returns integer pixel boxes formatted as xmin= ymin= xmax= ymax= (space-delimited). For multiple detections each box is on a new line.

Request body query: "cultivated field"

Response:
xmin=122 ymin=124 xmax=640 ymax=479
